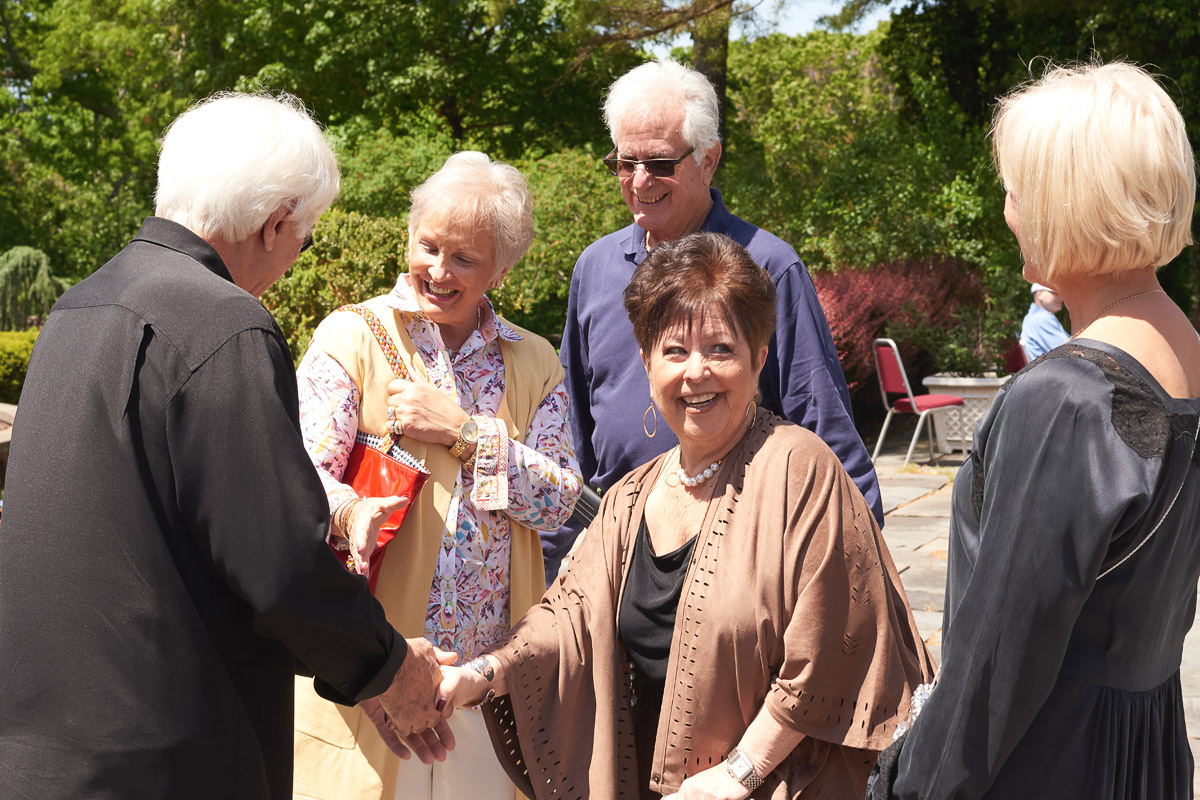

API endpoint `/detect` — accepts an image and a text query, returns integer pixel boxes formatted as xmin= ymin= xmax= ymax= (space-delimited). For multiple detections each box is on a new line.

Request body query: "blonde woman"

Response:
xmin=292 ymin=152 xmax=582 ymax=800
xmin=876 ymin=63 xmax=1200 ymax=799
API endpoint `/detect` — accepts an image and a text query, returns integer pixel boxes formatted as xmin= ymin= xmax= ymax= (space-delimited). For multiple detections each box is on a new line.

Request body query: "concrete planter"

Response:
xmin=921 ymin=374 xmax=1010 ymax=454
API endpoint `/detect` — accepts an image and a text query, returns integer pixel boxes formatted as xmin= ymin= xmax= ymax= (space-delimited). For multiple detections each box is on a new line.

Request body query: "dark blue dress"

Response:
xmin=889 ymin=341 xmax=1200 ymax=799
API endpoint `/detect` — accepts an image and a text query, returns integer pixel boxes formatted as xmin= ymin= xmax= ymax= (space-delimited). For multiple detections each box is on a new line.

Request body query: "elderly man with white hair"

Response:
xmin=0 ymin=93 xmax=454 ymax=800
xmin=547 ymin=60 xmax=883 ymax=576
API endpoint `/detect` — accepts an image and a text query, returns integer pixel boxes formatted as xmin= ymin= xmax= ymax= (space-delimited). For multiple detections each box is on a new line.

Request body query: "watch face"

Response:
xmin=728 ymin=752 xmax=752 ymax=778
xmin=460 ymin=419 xmax=479 ymax=442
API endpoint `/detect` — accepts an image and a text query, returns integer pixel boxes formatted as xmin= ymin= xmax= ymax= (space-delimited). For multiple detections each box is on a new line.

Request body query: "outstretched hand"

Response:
xmin=344 ymin=494 xmax=409 ymax=569
xmin=435 ymin=664 xmax=492 ymax=710
xmin=360 ymin=697 xmax=411 ymax=760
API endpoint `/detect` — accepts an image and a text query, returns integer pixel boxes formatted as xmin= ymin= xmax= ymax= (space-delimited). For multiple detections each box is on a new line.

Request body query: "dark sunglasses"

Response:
xmin=603 ymin=146 xmax=696 ymax=178
xmin=300 ymin=232 xmax=314 ymax=253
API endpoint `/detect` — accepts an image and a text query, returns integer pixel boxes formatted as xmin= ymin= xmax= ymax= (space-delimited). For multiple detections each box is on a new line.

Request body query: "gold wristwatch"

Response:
xmin=449 ymin=418 xmax=479 ymax=461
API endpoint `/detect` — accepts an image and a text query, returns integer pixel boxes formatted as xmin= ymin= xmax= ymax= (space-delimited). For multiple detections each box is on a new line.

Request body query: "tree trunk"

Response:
xmin=691 ymin=3 xmax=730 ymax=146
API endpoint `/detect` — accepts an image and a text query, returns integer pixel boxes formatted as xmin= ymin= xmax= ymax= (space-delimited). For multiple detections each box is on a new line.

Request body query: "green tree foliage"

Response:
xmin=878 ymin=0 xmax=1200 ymax=318
xmin=723 ymin=27 xmax=1017 ymax=279
xmin=0 ymin=0 xmax=190 ymax=280
xmin=0 ymin=247 xmax=70 ymax=330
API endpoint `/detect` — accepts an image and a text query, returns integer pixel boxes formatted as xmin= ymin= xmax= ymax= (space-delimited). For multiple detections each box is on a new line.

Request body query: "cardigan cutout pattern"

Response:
xmin=483 ymin=413 xmax=935 ymax=799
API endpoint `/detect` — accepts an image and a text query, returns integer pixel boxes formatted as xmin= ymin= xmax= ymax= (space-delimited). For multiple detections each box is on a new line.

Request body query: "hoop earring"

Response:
xmin=643 ymin=403 xmax=658 ymax=438
xmin=744 ymin=399 xmax=758 ymax=431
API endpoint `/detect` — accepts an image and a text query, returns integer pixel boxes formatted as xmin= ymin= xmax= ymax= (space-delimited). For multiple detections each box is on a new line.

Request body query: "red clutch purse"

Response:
xmin=336 ymin=304 xmax=430 ymax=592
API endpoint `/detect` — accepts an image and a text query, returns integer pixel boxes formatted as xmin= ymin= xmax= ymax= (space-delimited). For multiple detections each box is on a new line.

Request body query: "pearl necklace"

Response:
xmin=677 ymin=459 xmax=722 ymax=488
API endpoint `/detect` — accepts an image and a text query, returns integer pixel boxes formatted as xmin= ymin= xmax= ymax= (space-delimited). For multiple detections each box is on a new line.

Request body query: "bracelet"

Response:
xmin=334 ymin=498 xmax=360 ymax=538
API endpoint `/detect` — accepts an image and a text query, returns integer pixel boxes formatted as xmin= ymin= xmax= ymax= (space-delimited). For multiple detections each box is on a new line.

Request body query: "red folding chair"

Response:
xmin=1004 ymin=339 xmax=1029 ymax=374
xmin=872 ymin=338 xmax=965 ymax=465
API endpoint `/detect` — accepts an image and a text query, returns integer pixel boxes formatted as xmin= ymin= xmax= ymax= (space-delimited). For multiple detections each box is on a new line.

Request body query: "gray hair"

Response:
xmin=154 ymin=92 xmax=340 ymax=243
xmin=603 ymin=60 xmax=721 ymax=163
xmin=408 ymin=151 xmax=534 ymax=276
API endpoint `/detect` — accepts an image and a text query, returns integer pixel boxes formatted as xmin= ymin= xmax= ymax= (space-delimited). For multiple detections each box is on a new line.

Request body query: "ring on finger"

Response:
xmin=388 ymin=418 xmax=403 ymax=436
xmin=386 ymin=406 xmax=397 ymax=421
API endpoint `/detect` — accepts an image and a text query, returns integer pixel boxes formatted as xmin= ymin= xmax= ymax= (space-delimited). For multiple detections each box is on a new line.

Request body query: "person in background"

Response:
xmin=0 ymin=93 xmax=451 ymax=800
xmin=545 ymin=59 xmax=882 ymax=580
xmin=1020 ymin=281 xmax=1069 ymax=359
xmin=873 ymin=62 xmax=1200 ymax=800
xmin=292 ymin=151 xmax=581 ymax=800
xmin=434 ymin=232 xmax=932 ymax=800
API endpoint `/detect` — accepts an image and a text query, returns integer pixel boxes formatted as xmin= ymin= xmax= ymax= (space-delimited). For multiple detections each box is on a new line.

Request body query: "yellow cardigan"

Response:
xmin=293 ymin=294 xmax=562 ymax=800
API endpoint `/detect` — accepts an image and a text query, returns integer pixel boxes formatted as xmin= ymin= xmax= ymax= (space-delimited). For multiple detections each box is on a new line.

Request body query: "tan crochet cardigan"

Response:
xmin=292 ymin=294 xmax=564 ymax=800
xmin=483 ymin=412 xmax=935 ymax=799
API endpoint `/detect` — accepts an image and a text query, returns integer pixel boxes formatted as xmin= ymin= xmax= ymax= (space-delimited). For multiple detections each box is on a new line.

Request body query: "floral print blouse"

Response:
xmin=297 ymin=275 xmax=581 ymax=660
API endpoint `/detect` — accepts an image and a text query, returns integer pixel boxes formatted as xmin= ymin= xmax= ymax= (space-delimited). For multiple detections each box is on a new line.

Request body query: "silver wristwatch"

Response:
xmin=725 ymin=748 xmax=764 ymax=791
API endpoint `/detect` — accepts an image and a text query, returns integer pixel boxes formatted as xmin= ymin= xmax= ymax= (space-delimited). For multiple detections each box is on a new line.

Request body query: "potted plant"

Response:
xmin=892 ymin=300 xmax=1017 ymax=454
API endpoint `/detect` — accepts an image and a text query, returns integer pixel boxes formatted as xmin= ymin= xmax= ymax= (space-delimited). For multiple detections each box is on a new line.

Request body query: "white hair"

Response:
xmin=992 ymin=62 xmax=1195 ymax=281
xmin=155 ymin=92 xmax=340 ymax=243
xmin=408 ymin=151 xmax=534 ymax=276
xmin=603 ymin=60 xmax=721 ymax=162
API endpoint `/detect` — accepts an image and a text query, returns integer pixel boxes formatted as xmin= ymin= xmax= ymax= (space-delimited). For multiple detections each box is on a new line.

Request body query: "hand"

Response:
xmin=386 ymin=378 xmax=470 ymax=446
xmin=376 ymin=638 xmax=458 ymax=739
xmin=344 ymin=494 xmax=409 ymax=565
xmin=401 ymin=719 xmax=457 ymax=764
xmin=435 ymin=664 xmax=493 ymax=709
xmin=672 ymin=763 xmax=753 ymax=800
xmin=359 ymin=696 xmax=412 ymax=760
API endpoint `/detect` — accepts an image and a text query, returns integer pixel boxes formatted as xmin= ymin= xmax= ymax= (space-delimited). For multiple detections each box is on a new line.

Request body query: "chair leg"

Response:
xmin=873 ymin=410 xmax=895 ymax=462
xmin=905 ymin=411 xmax=931 ymax=465
xmin=926 ymin=412 xmax=938 ymax=462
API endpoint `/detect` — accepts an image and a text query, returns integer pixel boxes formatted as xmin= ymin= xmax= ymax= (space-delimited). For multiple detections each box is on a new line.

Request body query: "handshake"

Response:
xmin=361 ymin=637 xmax=506 ymax=764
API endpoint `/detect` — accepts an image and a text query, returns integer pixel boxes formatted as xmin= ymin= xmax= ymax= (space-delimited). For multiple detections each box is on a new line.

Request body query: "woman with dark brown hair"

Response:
xmin=429 ymin=231 xmax=934 ymax=800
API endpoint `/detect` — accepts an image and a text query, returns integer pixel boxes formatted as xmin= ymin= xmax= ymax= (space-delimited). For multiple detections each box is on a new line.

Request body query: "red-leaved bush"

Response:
xmin=813 ymin=257 xmax=986 ymax=422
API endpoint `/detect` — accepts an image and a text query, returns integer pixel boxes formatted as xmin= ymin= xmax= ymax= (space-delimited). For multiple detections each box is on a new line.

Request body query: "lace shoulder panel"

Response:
xmin=1039 ymin=344 xmax=1190 ymax=459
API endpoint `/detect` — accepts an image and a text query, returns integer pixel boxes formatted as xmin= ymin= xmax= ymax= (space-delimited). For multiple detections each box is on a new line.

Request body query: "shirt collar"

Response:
xmin=385 ymin=274 xmax=523 ymax=343
xmin=623 ymin=187 xmax=730 ymax=260
xmin=133 ymin=217 xmax=234 ymax=284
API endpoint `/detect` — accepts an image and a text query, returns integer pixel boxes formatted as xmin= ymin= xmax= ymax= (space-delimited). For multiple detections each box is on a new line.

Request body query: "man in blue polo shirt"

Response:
xmin=1021 ymin=282 xmax=1070 ymax=360
xmin=544 ymin=60 xmax=882 ymax=577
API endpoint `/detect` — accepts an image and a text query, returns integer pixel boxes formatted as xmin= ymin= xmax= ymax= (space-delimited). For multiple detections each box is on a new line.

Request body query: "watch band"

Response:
xmin=449 ymin=418 xmax=479 ymax=461
xmin=725 ymin=749 xmax=765 ymax=791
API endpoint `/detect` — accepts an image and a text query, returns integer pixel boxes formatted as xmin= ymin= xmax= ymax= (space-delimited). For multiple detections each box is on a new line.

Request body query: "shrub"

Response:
xmin=0 ymin=330 xmax=39 ymax=404
xmin=501 ymin=148 xmax=629 ymax=340
xmin=813 ymin=257 xmax=988 ymax=421
xmin=261 ymin=210 xmax=409 ymax=361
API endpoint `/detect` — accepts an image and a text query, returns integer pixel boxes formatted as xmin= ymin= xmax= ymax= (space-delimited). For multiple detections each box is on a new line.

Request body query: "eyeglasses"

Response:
xmin=603 ymin=147 xmax=696 ymax=178
xmin=300 ymin=232 xmax=314 ymax=253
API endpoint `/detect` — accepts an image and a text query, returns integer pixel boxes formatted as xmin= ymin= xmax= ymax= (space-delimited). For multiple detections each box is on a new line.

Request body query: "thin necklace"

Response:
xmin=1070 ymin=288 xmax=1165 ymax=340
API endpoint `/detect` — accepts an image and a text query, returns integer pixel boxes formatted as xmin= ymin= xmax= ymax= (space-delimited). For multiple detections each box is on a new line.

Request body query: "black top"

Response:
xmin=889 ymin=341 xmax=1200 ymax=799
xmin=619 ymin=516 xmax=697 ymax=691
xmin=0 ymin=218 xmax=406 ymax=800
xmin=619 ymin=515 xmax=698 ymax=800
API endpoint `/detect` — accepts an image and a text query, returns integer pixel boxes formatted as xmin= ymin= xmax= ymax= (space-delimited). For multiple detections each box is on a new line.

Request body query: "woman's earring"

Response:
xmin=744 ymin=399 xmax=758 ymax=431
xmin=643 ymin=403 xmax=658 ymax=438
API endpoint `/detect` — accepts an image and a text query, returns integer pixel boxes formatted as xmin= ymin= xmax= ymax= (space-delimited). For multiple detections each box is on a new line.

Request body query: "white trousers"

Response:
xmin=392 ymin=706 xmax=516 ymax=800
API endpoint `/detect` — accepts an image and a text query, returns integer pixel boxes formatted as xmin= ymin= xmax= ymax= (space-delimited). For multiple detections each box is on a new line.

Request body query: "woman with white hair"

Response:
xmin=292 ymin=151 xmax=582 ymax=800
xmin=871 ymin=62 xmax=1200 ymax=799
